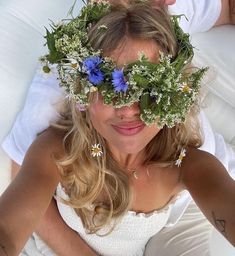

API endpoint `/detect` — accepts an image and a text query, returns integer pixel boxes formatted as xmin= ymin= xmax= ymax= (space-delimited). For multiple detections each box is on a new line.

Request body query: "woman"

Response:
xmin=0 ymin=1 xmax=234 ymax=255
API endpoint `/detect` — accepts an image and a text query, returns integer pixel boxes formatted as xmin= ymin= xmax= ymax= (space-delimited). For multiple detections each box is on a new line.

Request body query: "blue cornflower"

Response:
xmin=112 ymin=69 xmax=128 ymax=93
xmin=83 ymin=56 xmax=104 ymax=85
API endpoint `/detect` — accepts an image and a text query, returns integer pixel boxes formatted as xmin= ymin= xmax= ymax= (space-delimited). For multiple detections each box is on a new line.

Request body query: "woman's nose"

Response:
xmin=115 ymin=102 xmax=140 ymax=119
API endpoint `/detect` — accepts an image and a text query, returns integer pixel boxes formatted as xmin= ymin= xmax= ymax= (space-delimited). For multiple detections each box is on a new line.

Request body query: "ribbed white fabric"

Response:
xmin=56 ymin=184 xmax=183 ymax=256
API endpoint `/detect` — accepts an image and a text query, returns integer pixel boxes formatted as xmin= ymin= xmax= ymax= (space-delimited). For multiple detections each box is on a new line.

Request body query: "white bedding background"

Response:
xmin=0 ymin=0 xmax=235 ymax=255
xmin=0 ymin=0 xmax=83 ymax=193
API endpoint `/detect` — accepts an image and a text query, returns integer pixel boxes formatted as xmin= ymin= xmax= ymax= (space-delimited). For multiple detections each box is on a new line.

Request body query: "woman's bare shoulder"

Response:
xmin=22 ymin=127 xmax=67 ymax=174
xmin=181 ymin=147 xmax=227 ymax=185
xmin=184 ymin=147 xmax=218 ymax=167
xmin=31 ymin=127 xmax=66 ymax=154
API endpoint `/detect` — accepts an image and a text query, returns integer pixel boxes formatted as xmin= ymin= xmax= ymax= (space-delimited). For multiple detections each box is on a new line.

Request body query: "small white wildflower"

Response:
xmin=84 ymin=86 xmax=90 ymax=94
xmin=167 ymin=96 xmax=171 ymax=106
xmin=76 ymin=102 xmax=86 ymax=111
xmin=69 ymin=59 xmax=79 ymax=69
xmin=98 ymin=25 xmax=108 ymax=31
xmin=178 ymin=83 xmax=192 ymax=93
xmin=40 ymin=64 xmax=57 ymax=79
xmin=90 ymin=86 xmax=98 ymax=93
xmin=175 ymin=148 xmax=186 ymax=167
xmin=91 ymin=144 xmax=103 ymax=157
xmin=138 ymin=51 xmax=148 ymax=62
xmin=52 ymin=20 xmax=65 ymax=28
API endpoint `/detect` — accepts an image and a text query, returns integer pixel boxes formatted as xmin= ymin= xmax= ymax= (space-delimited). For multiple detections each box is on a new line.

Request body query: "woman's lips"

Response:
xmin=112 ymin=122 xmax=145 ymax=136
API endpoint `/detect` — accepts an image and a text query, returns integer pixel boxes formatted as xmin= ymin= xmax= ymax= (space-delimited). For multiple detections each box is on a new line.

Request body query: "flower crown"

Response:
xmin=41 ymin=0 xmax=208 ymax=127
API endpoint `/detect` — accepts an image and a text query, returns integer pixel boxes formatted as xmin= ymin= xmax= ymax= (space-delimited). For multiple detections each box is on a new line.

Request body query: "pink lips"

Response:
xmin=112 ymin=121 xmax=145 ymax=136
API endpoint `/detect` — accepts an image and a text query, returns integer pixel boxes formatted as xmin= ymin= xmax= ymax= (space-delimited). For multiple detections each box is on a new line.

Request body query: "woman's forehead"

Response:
xmin=108 ymin=38 xmax=161 ymax=66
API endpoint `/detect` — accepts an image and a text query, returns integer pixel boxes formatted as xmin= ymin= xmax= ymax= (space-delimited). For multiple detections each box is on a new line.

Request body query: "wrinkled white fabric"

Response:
xmin=55 ymin=184 xmax=179 ymax=256
xmin=145 ymin=200 xmax=213 ymax=256
xmin=169 ymin=0 xmax=221 ymax=34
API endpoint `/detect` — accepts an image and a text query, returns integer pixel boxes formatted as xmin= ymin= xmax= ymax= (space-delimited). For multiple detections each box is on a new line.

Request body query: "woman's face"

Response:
xmin=88 ymin=38 xmax=161 ymax=155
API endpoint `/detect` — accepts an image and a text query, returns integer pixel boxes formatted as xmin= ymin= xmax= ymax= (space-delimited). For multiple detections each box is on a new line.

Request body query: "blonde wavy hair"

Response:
xmin=54 ymin=1 xmax=203 ymax=234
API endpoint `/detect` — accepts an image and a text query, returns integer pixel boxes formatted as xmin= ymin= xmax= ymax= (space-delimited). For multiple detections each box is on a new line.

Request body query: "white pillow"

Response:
xmin=191 ymin=25 xmax=235 ymax=145
xmin=0 ymin=0 xmax=83 ymax=144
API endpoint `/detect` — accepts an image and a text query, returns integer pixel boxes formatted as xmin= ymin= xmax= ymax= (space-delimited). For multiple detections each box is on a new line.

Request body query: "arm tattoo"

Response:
xmin=212 ymin=211 xmax=227 ymax=238
xmin=0 ymin=245 xmax=8 ymax=256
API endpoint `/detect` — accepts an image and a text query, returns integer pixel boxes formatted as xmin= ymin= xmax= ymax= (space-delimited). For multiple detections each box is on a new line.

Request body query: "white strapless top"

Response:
xmin=56 ymin=184 xmax=191 ymax=256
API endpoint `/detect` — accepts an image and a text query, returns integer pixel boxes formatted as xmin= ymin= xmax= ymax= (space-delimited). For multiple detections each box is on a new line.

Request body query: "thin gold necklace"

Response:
xmin=127 ymin=167 xmax=150 ymax=179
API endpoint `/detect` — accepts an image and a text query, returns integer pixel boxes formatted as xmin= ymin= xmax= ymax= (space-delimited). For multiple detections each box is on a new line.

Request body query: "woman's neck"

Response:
xmin=108 ymin=146 xmax=146 ymax=170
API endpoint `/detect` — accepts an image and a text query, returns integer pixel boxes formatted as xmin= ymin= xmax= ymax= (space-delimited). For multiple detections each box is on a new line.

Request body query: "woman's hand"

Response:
xmin=94 ymin=0 xmax=176 ymax=5
xmin=161 ymin=0 xmax=176 ymax=4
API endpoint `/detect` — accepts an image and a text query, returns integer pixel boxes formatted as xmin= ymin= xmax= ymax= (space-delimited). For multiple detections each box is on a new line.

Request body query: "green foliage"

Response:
xmin=45 ymin=28 xmax=64 ymax=63
xmin=41 ymin=1 xmax=208 ymax=128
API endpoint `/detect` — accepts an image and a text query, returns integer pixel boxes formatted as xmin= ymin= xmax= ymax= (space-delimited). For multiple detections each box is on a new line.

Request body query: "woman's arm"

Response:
xmin=0 ymin=130 xmax=61 ymax=255
xmin=36 ymin=198 xmax=98 ymax=256
xmin=181 ymin=148 xmax=235 ymax=246
xmin=11 ymin=160 xmax=97 ymax=256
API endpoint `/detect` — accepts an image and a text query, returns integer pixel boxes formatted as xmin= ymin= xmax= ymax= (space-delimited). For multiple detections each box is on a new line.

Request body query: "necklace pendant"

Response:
xmin=132 ymin=170 xmax=138 ymax=179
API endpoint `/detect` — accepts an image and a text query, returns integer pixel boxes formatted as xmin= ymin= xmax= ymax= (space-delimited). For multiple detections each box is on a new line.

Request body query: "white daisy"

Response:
xmin=39 ymin=64 xmax=57 ymax=80
xmin=178 ymin=83 xmax=192 ymax=93
xmin=67 ymin=58 xmax=79 ymax=69
xmin=91 ymin=144 xmax=103 ymax=157
xmin=175 ymin=148 xmax=186 ymax=167
xmin=90 ymin=86 xmax=98 ymax=93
